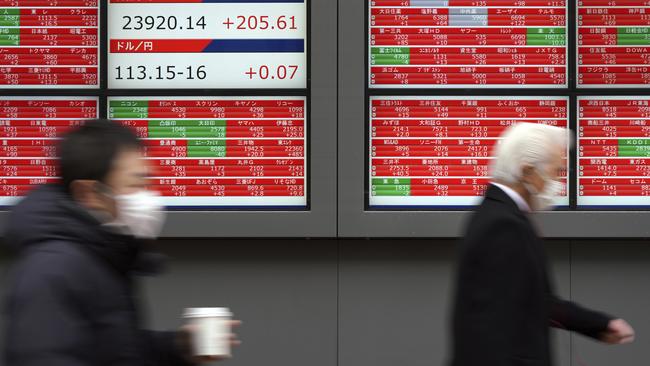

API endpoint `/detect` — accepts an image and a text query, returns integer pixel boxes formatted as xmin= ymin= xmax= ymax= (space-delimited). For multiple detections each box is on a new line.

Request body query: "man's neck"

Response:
xmin=493 ymin=180 xmax=533 ymax=210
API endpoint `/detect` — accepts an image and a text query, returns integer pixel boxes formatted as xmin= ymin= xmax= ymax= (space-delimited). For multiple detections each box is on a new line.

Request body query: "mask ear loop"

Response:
xmin=521 ymin=164 xmax=544 ymax=210
xmin=93 ymin=181 xmax=114 ymax=199
xmin=535 ymin=163 xmax=566 ymax=199
xmin=90 ymin=182 xmax=121 ymax=225
xmin=529 ymin=162 xmax=558 ymax=189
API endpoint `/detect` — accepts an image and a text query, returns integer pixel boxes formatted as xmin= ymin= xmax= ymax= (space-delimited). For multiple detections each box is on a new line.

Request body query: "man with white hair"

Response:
xmin=450 ymin=123 xmax=634 ymax=366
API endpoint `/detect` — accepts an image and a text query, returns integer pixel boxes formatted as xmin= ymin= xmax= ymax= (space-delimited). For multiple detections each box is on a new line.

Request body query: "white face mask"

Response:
xmin=524 ymin=168 xmax=564 ymax=211
xmin=113 ymin=190 xmax=166 ymax=239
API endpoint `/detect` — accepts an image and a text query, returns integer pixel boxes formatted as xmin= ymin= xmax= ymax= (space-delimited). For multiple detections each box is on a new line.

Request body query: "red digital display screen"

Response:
xmin=578 ymin=96 xmax=650 ymax=206
xmin=369 ymin=96 xmax=569 ymax=207
xmin=578 ymin=1 xmax=650 ymax=87
xmin=369 ymin=0 xmax=568 ymax=88
xmin=108 ymin=97 xmax=307 ymax=208
xmin=0 ymin=96 xmax=306 ymax=208
xmin=0 ymin=0 xmax=99 ymax=88
xmin=0 ymin=97 xmax=98 ymax=204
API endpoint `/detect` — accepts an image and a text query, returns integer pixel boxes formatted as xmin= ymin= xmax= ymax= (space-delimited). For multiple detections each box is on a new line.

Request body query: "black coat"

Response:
xmin=450 ymin=184 xmax=612 ymax=366
xmin=2 ymin=185 xmax=190 ymax=366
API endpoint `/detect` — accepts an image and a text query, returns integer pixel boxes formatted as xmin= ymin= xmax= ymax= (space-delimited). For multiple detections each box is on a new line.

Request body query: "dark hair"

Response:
xmin=59 ymin=119 xmax=142 ymax=193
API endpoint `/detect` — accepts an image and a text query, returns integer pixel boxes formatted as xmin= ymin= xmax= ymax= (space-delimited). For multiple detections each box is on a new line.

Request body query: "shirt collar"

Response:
xmin=491 ymin=182 xmax=531 ymax=213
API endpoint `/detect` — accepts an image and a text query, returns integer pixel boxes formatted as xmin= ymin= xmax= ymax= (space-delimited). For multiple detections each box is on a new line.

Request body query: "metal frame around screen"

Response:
xmin=0 ymin=0 xmax=337 ymax=238
xmin=337 ymin=0 xmax=650 ymax=238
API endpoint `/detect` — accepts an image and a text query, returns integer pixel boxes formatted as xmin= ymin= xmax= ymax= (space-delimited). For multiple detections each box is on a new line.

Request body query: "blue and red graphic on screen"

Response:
xmin=108 ymin=0 xmax=307 ymax=88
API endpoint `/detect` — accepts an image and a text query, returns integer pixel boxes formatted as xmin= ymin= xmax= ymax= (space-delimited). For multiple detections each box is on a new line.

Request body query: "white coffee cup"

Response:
xmin=183 ymin=307 xmax=233 ymax=357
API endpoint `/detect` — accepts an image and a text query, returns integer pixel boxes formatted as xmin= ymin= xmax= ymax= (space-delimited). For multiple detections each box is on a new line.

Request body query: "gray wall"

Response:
xmin=2 ymin=239 xmax=646 ymax=366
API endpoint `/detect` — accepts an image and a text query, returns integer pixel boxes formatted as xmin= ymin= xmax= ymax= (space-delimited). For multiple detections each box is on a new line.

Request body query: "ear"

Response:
xmin=521 ymin=164 xmax=535 ymax=183
xmin=69 ymin=180 xmax=104 ymax=210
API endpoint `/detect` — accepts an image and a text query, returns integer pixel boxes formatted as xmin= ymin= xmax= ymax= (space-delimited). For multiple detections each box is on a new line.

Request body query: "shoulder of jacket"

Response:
xmin=10 ymin=241 xmax=118 ymax=304
xmin=18 ymin=241 xmax=100 ymax=278
xmin=463 ymin=207 xmax=531 ymax=250
xmin=472 ymin=202 xmax=527 ymax=229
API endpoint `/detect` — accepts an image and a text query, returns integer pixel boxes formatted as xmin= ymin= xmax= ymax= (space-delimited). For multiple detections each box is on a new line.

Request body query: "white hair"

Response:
xmin=491 ymin=123 xmax=570 ymax=185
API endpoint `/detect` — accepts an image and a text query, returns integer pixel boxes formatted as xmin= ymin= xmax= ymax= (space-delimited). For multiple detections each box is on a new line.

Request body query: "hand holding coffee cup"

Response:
xmin=180 ymin=307 xmax=241 ymax=363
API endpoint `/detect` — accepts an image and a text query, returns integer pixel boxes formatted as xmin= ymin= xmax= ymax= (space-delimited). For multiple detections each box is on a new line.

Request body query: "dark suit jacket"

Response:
xmin=450 ymin=184 xmax=612 ymax=366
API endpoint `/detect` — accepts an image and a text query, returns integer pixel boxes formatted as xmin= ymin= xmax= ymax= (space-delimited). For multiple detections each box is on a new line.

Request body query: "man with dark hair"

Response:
xmin=2 ymin=120 xmax=237 ymax=365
